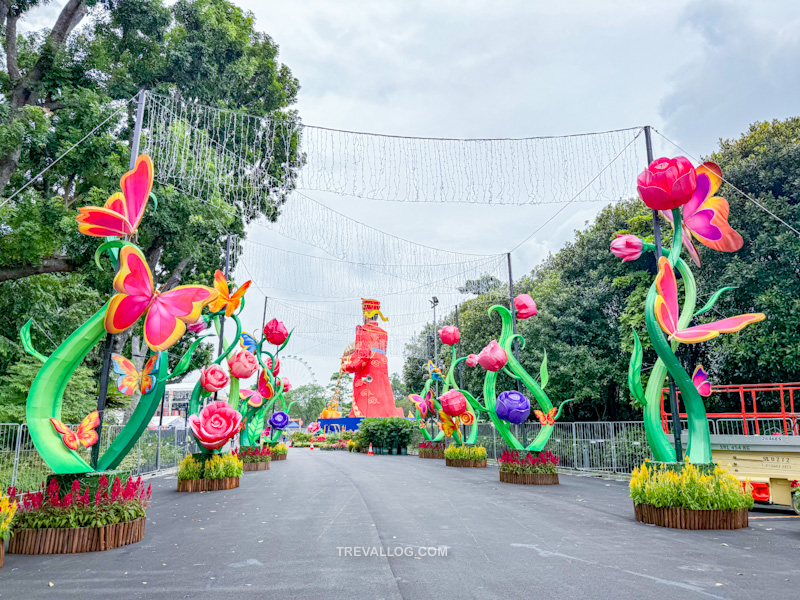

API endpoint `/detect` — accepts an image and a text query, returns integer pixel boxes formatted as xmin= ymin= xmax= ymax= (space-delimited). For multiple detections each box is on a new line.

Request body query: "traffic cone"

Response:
xmin=368 ymin=443 xmax=373 ymax=455
xmin=310 ymin=441 xmax=314 ymax=450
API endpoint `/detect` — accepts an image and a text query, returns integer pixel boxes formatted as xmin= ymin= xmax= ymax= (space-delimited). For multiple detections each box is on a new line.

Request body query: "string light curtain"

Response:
xmin=141 ymin=92 xmax=643 ymax=217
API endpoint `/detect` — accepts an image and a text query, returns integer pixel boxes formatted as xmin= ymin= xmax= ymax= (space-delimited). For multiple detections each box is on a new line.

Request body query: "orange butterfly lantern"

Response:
xmin=50 ymin=411 xmax=101 ymax=451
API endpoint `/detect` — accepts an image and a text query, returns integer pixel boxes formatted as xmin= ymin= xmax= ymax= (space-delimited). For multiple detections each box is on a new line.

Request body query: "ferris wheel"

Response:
xmin=277 ymin=354 xmax=318 ymax=389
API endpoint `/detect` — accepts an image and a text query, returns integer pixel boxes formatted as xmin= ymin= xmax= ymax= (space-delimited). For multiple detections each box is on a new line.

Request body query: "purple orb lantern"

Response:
xmin=495 ymin=391 xmax=531 ymax=424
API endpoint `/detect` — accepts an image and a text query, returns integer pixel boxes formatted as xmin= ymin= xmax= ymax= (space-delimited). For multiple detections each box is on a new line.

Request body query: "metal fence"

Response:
xmin=420 ymin=420 xmax=654 ymax=474
xmin=0 ymin=424 xmax=196 ymax=493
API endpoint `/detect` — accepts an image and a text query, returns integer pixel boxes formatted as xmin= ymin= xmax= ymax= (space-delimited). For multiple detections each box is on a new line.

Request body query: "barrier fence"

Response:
xmin=0 ymin=424 xmax=197 ymax=493
xmin=4 ymin=415 xmax=799 ymax=492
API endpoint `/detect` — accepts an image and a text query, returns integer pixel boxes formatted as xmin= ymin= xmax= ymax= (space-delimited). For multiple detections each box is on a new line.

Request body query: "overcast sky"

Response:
xmin=27 ymin=0 xmax=800 ymax=387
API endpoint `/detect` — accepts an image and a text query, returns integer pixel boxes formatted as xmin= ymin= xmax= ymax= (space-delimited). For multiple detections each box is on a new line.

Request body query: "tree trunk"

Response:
xmin=0 ymin=256 xmax=75 ymax=282
xmin=0 ymin=0 xmax=88 ymax=196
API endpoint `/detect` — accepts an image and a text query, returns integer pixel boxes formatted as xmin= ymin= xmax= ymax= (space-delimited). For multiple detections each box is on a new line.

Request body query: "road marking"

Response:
xmin=750 ymin=515 xmax=800 ymax=520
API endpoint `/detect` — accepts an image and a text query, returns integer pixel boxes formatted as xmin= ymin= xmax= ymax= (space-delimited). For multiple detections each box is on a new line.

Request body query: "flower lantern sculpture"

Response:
xmin=19 ymin=155 xmax=218 ymax=475
xmin=187 ymin=304 xmax=298 ymax=452
xmin=617 ymin=157 xmax=765 ymax=464
xmin=408 ymin=326 xmax=482 ymax=445
xmin=462 ymin=293 xmax=573 ymax=453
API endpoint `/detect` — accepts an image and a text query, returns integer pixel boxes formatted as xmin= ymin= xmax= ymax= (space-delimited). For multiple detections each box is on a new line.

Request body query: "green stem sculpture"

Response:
xmin=481 ymin=306 xmax=571 ymax=452
xmin=629 ymin=212 xmax=712 ymax=463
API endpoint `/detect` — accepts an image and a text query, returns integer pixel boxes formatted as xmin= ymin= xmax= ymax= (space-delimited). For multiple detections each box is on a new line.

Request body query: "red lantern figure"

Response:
xmin=342 ymin=299 xmax=405 ymax=418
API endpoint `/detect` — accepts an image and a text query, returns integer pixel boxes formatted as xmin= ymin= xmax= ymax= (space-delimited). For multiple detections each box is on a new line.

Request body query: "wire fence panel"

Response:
xmin=0 ymin=424 xmax=197 ymax=494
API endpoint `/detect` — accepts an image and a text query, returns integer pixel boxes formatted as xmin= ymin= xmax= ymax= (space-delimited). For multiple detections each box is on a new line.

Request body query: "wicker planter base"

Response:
xmin=8 ymin=517 xmax=146 ymax=555
xmin=0 ymin=542 xmax=4 ymax=567
xmin=499 ymin=471 xmax=559 ymax=485
xmin=419 ymin=451 xmax=444 ymax=459
xmin=177 ymin=476 xmax=240 ymax=493
xmin=272 ymin=454 xmax=287 ymax=461
xmin=445 ymin=458 xmax=487 ymax=468
xmin=242 ymin=461 xmax=270 ymax=472
xmin=633 ymin=503 xmax=749 ymax=530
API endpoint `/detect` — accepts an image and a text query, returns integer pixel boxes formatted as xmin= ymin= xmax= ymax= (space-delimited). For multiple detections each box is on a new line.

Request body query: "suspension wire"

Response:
xmin=0 ymin=94 xmax=139 ymax=208
xmin=508 ymin=128 xmax=644 ymax=253
xmin=653 ymin=129 xmax=800 ymax=238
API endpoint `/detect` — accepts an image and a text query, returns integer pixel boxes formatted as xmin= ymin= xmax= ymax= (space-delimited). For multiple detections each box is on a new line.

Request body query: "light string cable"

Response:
xmin=508 ymin=127 xmax=645 ymax=253
xmin=142 ymin=91 xmax=644 ymax=211
xmin=0 ymin=93 xmax=139 ymax=208
xmin=653 ymin=129 xmax=800 ymax=238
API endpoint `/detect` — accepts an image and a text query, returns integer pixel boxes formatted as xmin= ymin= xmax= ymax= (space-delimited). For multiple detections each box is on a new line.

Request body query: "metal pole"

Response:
xmin=261 ymin=296 xmax=269 ymax=332
xmin=213 ymin=233 xmax=232 ymax=403
xmin=644 ymin=126 xmax=683 ymax=462
xmin=91 ymin=89 xmax=147 ymax=470
xmin=454 ymin=304 xmax=463 ymax=388
xmin=506 ymin=253 xmax=522 ymax=393
xmin=431 ymin=299 xmax=438 ymax=396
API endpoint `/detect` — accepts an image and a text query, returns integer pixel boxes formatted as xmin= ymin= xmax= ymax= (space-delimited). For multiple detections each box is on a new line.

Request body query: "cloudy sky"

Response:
xmin=27 ymin=0 xmax=800 ymax=386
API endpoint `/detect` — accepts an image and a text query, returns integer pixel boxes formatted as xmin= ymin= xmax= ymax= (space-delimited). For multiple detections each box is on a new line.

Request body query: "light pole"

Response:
xmin=430 ymin=296 xmax=439 ymax=395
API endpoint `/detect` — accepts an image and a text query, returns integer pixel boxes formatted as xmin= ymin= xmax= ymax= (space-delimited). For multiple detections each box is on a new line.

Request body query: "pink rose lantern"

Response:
xmin=610 ymin=234 xmax=644 ymax=262
xmin=438 ymin=326 xmax=460 ymax=346
xmin=188 ymin=400 xmax=243 ymax=450
xmin=478 ymin=340 xmax=507 ymax=372
xmin=200 ymin=364 xmax=229 ymax=392
xmin=637 ymin=156 xmax=697 ymax=211
xmin=514 ymin=294 xmax=538 ymax=319
xmin=227 ymin=350 xmax=258 ymax=379
xmin=439 ymin=390 xmax=467 ymax=417
xmin=466 ymin=354 xmax=479 ymax=367
xmin=263 ymin=318 xmax=289 ymax=346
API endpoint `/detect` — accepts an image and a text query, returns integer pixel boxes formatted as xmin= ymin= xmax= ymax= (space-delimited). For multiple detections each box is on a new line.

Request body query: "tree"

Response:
xmin=403 ymin=118 xmax=800 ymax=420
xmin=285 ymin=383 xmax=326 ymax=425
xmin=0 ymin=0 xmax=300 ymax=421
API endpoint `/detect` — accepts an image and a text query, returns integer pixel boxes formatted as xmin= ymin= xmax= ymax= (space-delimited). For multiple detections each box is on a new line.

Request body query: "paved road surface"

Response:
xmin=1 ymin=450 xmax=797 ymax=599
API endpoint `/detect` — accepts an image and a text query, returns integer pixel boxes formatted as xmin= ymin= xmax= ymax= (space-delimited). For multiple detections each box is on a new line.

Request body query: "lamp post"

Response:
xmin=430 ymin=296 xmax=439 ymax=395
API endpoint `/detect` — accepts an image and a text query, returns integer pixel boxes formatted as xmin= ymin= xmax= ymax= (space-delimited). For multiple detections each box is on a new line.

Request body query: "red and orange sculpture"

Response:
xmin=342 ymin=299 xmax=404 ymax=418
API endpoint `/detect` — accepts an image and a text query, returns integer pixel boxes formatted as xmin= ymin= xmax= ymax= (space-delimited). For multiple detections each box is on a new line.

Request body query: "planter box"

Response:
xmin=0 ymin=541 xmax=3 ymax=567
xmin=499 ymin=471 xmax=559 ymax=485
xmin=445 ymin=458 xmax=487 ymax=468
xmin=177 ymin=476 xmax=240 ymax=493
xmin=419 ymin=451 xmax=444 ymax=459
xmin=272 ymin=454 xmax=287 ymax=461
xmin=242 ymin=461 xmax=270 ymax=472
xmin=633 ymin=503 xmax=749 ymax=530
xmin=8 ymin=517 xmax=146 ymax=555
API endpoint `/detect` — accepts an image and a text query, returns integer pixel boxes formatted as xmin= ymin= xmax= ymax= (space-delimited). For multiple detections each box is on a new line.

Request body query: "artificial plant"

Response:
xmin=618 ymin=158 xmax=765 ymax=464
xmin=467 ymin=293 xmax=573 ymax=452
xmin=20 ymin=155 xmax=217 ymax=474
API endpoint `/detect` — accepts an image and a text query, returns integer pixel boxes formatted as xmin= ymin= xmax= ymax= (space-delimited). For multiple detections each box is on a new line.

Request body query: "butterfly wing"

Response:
xmin=240 ymin=333 xmax=258 ymax=353
xmin=105 ymin=245 xmax=155 ymax=334
xmin=76 ymin=411 xmax=101 ymax=448
xmin=546 ymin=407 xmax=557 ymax=425
xmin=139 ymin=354 xmax=160 ymax=395
xmin=258 ymin=370 xmax=275 ymax=399
xmin=240 ymin=389 xmax=264 ymax=408
xmin=111 ymin=354 xmax=140 ymax=395
xmin=653 ymin=257 xmax=680 ymax=337
xmin=144 ymin=284 xmax=218 ymax=351
xmin=119 ymin=154 xmax=154 ymax=232
xmin=50 ymin=419 xmax=79 ymax=451
xmin=208 ymin=270 xmax=231 ymax=314
xmin=408 ymin=394 xmax=427 ymax=417
xmin=224 ymin=280 xmax=252 ymax=317
xmin=673 ymin=313 xmax=766 ymax=344
xmin=692 ymin=366 xmax=712 ymax=397
xmin=533 ymin=409 xmax=546 ymax=426
xmin=76 ymin=200 xmax=136 ymax=238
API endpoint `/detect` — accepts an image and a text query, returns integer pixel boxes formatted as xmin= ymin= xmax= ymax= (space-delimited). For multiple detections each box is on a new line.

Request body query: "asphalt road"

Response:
xmin=1 ymin=450 xmax=798 ymax=600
